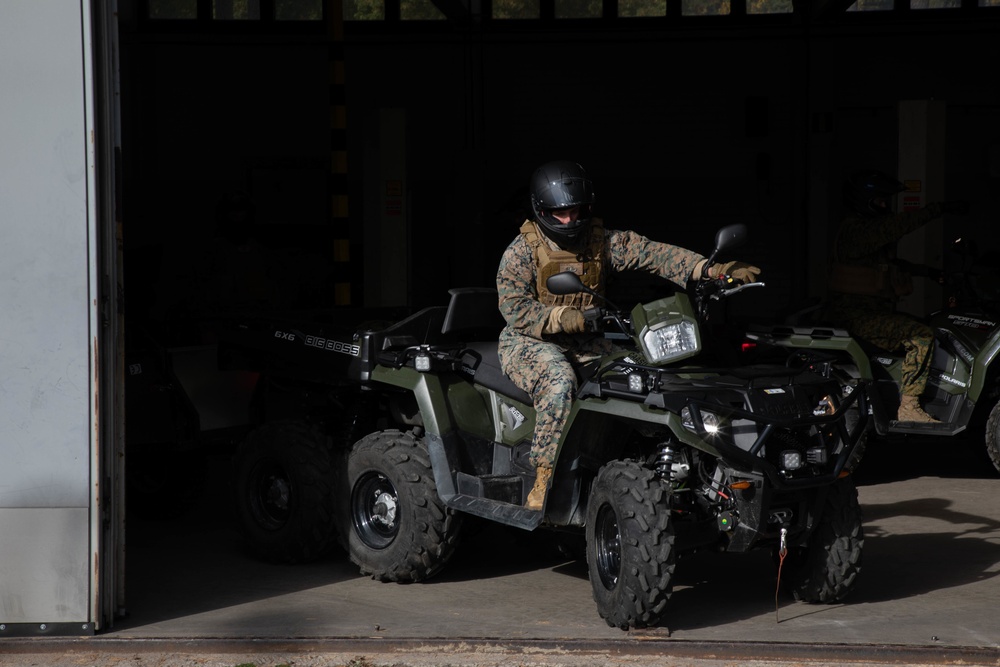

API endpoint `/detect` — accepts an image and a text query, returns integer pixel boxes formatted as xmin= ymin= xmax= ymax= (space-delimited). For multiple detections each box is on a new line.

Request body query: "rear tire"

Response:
xmin=232 ymin=420 xmax=336 ymax=563
xmin=337 ymin=429 xmax=462 ymax=582
xmin=782 ymin=476 xmax=864 ymax=603
xmin=586 ymin=461 xmax=675 ymax=630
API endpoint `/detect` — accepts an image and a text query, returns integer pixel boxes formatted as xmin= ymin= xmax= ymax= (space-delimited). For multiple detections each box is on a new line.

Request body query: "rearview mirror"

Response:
xmin=714 ymin=224 xmax=747 ymax=255
xmin=702 ymin=224 xmax=748 ymax=275
xmin=546 ymin=271 xmax=587 ymax=296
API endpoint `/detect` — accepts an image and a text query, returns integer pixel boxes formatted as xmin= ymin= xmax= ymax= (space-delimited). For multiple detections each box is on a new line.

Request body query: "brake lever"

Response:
xmin=711 ymin=280 xmax=766 ymax=301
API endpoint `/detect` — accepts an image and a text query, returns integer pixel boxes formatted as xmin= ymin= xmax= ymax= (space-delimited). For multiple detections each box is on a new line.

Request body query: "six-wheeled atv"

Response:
xmin=331 ymin=224 xmax=869 ymax=629
xmin=220 ymin=305 xmax=405 ymax=563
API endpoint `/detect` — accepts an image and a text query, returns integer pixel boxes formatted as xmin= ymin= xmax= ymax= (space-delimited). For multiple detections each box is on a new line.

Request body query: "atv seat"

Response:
xmin=442 ymin=287 xmax=599 ymax=406
xmin=460 ymin=342 xmax=532 ymax=405
xmin=438 ymin=287 xmax=533 ymax=403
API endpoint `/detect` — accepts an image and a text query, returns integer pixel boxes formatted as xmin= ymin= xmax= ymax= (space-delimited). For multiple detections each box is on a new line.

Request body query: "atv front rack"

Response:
xmin=578 ymin=359 xmax=871 ymax=491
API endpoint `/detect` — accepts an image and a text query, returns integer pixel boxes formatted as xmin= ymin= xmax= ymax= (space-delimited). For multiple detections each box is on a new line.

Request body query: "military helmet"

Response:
xmin=843 ymin=170 xmax=905 ymax=217
xmin=529 ymin=160 xmax=595 ymax=247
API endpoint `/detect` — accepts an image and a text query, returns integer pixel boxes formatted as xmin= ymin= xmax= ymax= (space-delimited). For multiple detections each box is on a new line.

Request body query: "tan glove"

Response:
xmin=710 ymin=260 xmax=761 ymax=285
xmin=559 ymin=307 xmax=587 ymax=334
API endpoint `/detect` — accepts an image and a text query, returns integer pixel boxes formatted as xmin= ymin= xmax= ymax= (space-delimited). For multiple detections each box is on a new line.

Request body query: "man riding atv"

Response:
xmin=825 ymin=169 xmax=969 ymax=423
xmin=496 ymin=160 xmax=761 ymax=510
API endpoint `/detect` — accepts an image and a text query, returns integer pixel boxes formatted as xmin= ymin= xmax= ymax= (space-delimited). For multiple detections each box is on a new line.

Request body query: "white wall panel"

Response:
xmin=0 ymin=0 xmax=97 ymax=629
xmin=0 ymin=2 xmax=93 ymax=510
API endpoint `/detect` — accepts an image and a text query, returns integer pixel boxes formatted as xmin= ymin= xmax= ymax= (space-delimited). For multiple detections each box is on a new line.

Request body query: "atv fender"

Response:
xmin=747 ymin=325 xmax=875 ymax=380
xmin=370 ymin=364 xmax=546 ymax=530
xmin=969 ymin=330 xmax=1000 ymax=402
xmin=370 ymin=364 xmax=493 ymax=437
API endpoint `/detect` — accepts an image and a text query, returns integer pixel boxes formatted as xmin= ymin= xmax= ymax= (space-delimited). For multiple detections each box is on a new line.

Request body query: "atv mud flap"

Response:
xmin=723 ymin=475 xmax=770 ymax=552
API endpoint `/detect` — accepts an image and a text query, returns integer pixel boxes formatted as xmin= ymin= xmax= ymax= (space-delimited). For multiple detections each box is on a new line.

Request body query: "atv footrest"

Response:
xmin=446 ymin=493 xmax=543 ymax=531
xmin=889 ymin=420 xmax=966 ymax=436
xmin=456 ymin=472 xmax=522 ymax=504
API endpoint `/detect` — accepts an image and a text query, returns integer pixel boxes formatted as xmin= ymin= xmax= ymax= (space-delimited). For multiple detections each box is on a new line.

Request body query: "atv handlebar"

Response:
xmin=707 ymin=278 xmax=766 ymax=300
xmin=582 ymin=306 xmax=632 ymax=339
xmin=694 ymin=275 xmax=765 ymax=319
xmin=579 ymin=278 xmax=765 ymax=337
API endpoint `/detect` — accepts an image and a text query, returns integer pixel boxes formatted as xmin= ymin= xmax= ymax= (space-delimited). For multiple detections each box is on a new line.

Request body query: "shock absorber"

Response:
xmin=655 ymin=441 xmax=690 ymax=483
xmin=655 ymin=442 xmax=676 ymax=480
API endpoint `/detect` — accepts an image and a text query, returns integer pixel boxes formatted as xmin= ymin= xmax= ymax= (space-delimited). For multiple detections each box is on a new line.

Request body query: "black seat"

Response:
xmin=460 ymin=342 xmax=532 ymax=404
xmin=441 ymin=286 xmax=599 ymax=405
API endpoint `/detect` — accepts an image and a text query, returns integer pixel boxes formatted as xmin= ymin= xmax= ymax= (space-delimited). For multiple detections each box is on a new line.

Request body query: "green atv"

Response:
xmin=745 ymin=236 xmax=1000 ymax=475
xmin=330 ymin=224 xmax=869 ymax=629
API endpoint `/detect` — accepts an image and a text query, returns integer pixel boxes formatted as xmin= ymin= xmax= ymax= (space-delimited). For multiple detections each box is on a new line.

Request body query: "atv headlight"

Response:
xmin=642 ymin=321 xmax=699 ymax=364
xmin=681 ymin=406 xmax=720 ymax=435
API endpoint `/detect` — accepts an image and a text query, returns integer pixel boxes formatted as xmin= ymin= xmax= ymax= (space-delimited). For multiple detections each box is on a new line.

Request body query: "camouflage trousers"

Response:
xmin=498 ymin=329 xmax=616 ymax=468
xmin=843 ymin=312 xmax=935 ymax=397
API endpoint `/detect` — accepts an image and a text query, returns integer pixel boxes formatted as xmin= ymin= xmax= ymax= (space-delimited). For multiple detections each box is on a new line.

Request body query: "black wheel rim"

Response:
xmin=594 ymin=502 xmax=622 ymax=590
xmin=352 ymin=470 xmax=400 ymax=550
xmin=249 ymin=458 xmax=292 ymax=531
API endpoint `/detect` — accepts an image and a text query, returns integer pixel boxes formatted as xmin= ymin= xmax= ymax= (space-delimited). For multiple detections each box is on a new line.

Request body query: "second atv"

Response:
xmin=744 ymin=235 xmax=1000 ymax=475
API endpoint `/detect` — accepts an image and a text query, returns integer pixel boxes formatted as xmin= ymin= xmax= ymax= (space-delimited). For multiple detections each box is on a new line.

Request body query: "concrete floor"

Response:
xmin=109 ymin=436 xmax=1000 ymax=647
xmin=5 ymin=435 xmax=1000 ymax=667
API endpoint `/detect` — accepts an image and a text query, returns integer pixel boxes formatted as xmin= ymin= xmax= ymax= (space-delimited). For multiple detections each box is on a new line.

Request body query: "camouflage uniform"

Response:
xmin=826 ymin=202 xmax=944 ymax=397
xmin=496 ymin=218 xmax=705 ymax=468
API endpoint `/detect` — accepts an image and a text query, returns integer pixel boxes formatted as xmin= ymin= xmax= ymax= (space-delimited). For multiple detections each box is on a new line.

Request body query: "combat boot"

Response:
xmin=897 ymin=395 xmax=940 ymax=423
xmin=525 ymin=465 xmax=553 ymax=511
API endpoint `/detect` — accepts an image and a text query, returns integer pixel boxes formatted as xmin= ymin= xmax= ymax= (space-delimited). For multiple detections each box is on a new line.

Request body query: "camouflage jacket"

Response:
xmin=497 ymin=217 xmax=705 ymax=342
xmin=827 ymin=202 xmax=943 ymax=318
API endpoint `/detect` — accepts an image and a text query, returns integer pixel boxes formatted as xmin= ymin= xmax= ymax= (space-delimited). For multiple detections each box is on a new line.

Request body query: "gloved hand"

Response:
xmin=559 ymin=307 xmax=587 ymax=334
xmin=709 ymin=260 xmax=761 ymax=285
xmin=939 ymin=201 xmax=970 ymax=215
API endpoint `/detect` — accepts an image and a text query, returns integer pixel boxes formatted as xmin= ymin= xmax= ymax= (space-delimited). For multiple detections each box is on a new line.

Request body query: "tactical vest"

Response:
xmin=828 ymin=261 xmax=913 ymax=298
xmin=519 ymin=218 xmax=605 ymax=308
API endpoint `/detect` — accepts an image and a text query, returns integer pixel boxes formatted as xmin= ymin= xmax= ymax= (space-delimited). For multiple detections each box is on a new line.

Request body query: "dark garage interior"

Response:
xmin=120 ymin=0 xmax=1000 ymax=326
xmin=107 ymin=0 xmax=1000 ymax=642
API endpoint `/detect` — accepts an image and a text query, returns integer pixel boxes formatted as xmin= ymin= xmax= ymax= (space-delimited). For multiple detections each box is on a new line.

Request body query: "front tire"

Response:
xmin=586 ymin=461 xmax=675 ymax=630
xmin=337 ymin=429 xmax=462 ymax=582
xmin=232 ymin=420 xmax=336 ymax=563
xmin=782 ymin=476 xmax=864 ymax=603
xmin=983 ymin=401 xmax=1000 ymax=475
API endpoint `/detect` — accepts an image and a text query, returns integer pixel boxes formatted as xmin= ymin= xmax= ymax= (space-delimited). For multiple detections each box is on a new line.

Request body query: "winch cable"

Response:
xmin=775 ymin=526 xmax=788 ymax=623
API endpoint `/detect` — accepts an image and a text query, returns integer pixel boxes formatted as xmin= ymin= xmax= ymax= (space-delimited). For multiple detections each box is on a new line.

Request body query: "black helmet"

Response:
xmin=843 ymin=170 xmax=905 ymax=217
xmin=529 ymin=161 xmax=595 ymax=247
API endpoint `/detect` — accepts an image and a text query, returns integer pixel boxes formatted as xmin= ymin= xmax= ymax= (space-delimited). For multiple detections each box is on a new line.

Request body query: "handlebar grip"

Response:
xmin=582 ymin=306 xmax=605 ymax=334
